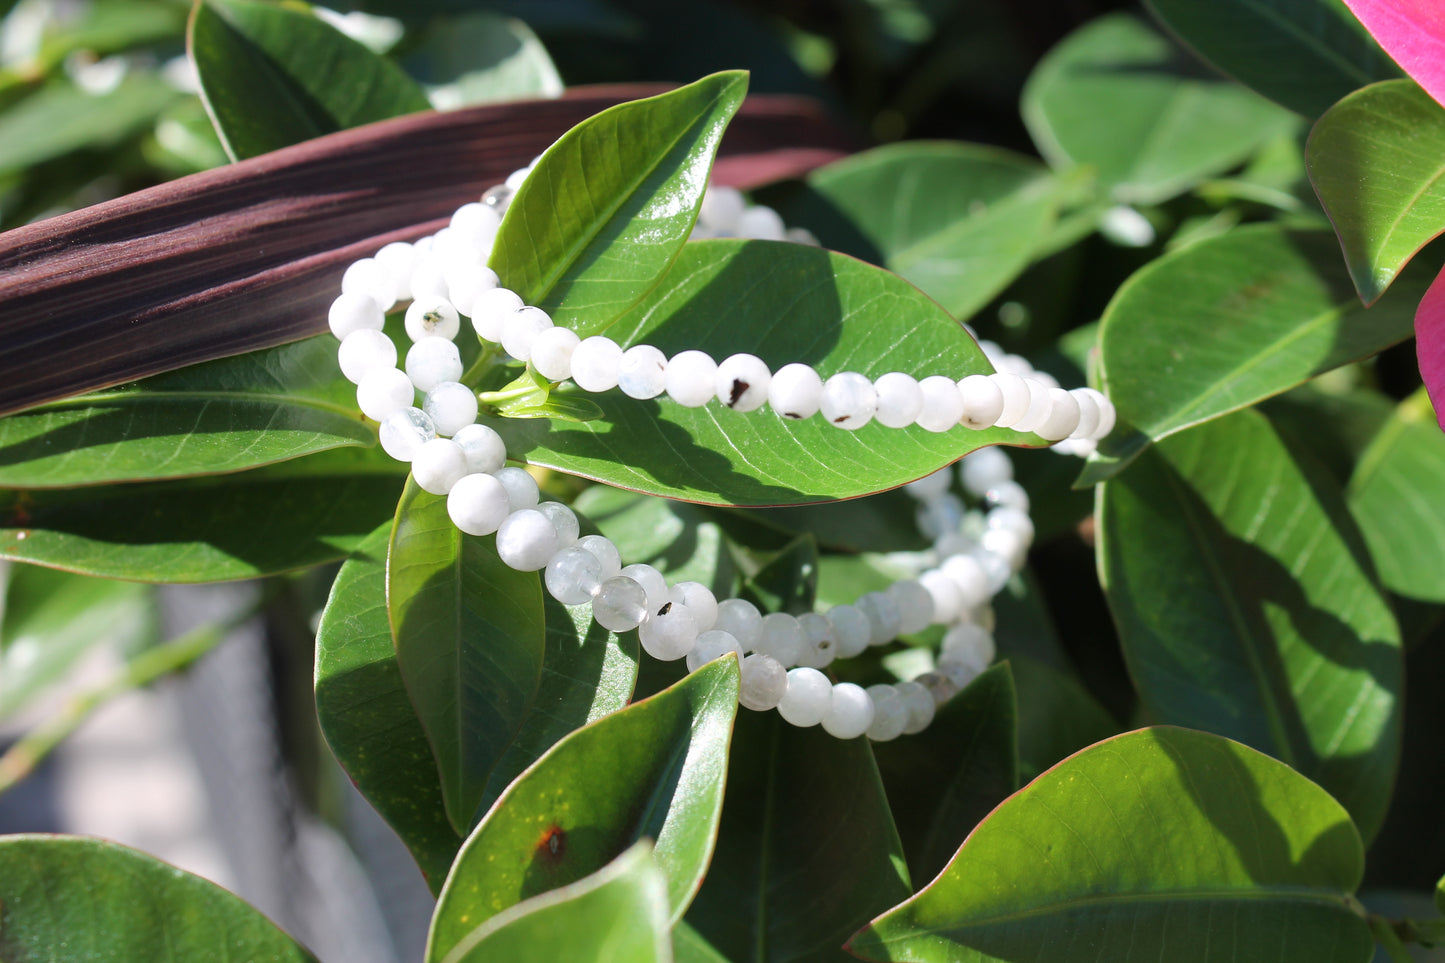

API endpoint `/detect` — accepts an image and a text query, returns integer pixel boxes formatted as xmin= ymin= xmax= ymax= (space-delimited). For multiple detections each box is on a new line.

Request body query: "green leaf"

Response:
xmin=1347 ymin=389 xmax=1445 ymax=603
xmin=0 ymin=835 xmax=317 ymax=960
xmin=0 ymin=447 xmax=404 ymax=582
xmin=440 ymin=841 xmax=671 ymax=963
xmin=1086 ymin=225 xmax=1426 ymax=482
xmin=849 ymin=727 xmax=1372 ymax=963
xmin=405 ymin=12 xmax=563 ymax=107
xmin=572 ymin=486 xmax=735 ymax=593
xmin=1011 ymin=655 xmax=1119 ymax=782
xmin=740 ymin=534 xmax=818 ymax=616
xmin=874 ymin=664 xmax=1019 ymax=888
xmin=494 ymin=240 xmax=1044 ymax=506
xmin=0 ymin=565 xmax=153 ymax=717
xmin=387 ymin=478 xmax=546 ymax=836
xmin=428 ymin=658 xmax=739 ymax=959
xmin=1436 ymin=873 xmax=1445 ymax=915
xmin=686 ymin=708 xmax=912 ymax=962
xmin=1098 ymin=409 xmax=1402 ymax=841
xmin=1144 ymin=0 xmax=1401 ymax=118
xmin=673 ymin=920 xmax=732 ymax=963
xmin=0 ymin=75 xmax=180 ymax=178
xmin=490 ymin=70 xmax=748 ymax=332
xmin=0 ymin=338 xmax=374 ymax=488
xmin=1307 ymin=79 xmax=1445 ymax=304
xmin=1021 ymin=13 xmax=1297 ymax=204
xmin=314 ymin=520 xmax=463 ymax=890
xmin=787 ymin=142 xmax=1059 ymax=321
xmin=189 ymin=0 xmax=431 ymax=161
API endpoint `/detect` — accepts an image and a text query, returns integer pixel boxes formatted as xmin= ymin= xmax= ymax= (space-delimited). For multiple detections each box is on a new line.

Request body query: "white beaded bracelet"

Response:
xmin=327 ymin=164 xmax=1116 ymax=741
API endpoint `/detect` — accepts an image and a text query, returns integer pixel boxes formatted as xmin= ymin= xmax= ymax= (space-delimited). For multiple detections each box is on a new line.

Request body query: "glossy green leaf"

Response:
xmin=1347 ymin=389 xmax=1445 ymax=602
xmin=0 ymin=564 xmax=153 ymax=717
xmin=1011 ymin=655 xmax=1119 ymax=782
xmin=790 ymin=142 xmax=1059 ymax=320
xmin=850 ymin=727 xmax=1372 ymax=963
xmin=875 ymin=664 xmax=1019 ymax=887
xmin=673 ymin=920 xmax=731 ymax=963
xmin=0 ymin=338 xmax=374 ymax=488
xmin=572 ymin=485 xmax=735 ymax=593
xmin=189 ymin=0 xmax=431 ymax=161
xmin=388 ymin=478 xmax=546 ymax=836
xmin=494 ymin=240 xmax=1044 ymax=506
xmin=1087 ymin=225 xmax=1425 ymax=482
xmin=428 ymin=658 xmax=739 ymax=959
xmin=0 ymin=447 xmax=404 ymax=582
xmin=740 ymin=534 xmax=818 ymax=616
xmin=1307 ymin=79 xmax=1445 ymax=304
xmin=441 ymin=841 xmax=670 ymax=963
xmin=0 ymin=74 xmax=179 ymax=178
xmin=314 ymin=520 xmax=462 ymax=890
xmin=406 ymin=12 xmax=563 ymax=107
xmin=1145 ymin=0 xmax=1400 ymax=118
xmin=1098 ymin=409 xmax=1402 ymax=841
xmin=0 ymin=834 xmax=317 ymax=961
xmin=686 ymin=708 xmax=912 ymax=962
xmin=1022 ymin=14 xmax=1297 ymax=204
xmin=490 ymin=70 xmax=747 ymax=332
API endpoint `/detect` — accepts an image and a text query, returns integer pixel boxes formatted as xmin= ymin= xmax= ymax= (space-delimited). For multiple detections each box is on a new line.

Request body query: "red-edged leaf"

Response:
xmin=1418 ymin=264 xmax=1445 ymax=431
xmin=1343 ymin=0 xmax=1445 ymax=108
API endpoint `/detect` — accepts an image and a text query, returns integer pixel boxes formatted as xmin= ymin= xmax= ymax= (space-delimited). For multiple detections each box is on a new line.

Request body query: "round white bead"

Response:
xmin=665 ymin=350 xmax=719 ymax=407
xmin=856 ymin=591 xmax=902 ymax=646
xmin=357 ymin=367 xmax=415 ymax=421
xmin=982 ymin=527 xmax=1029 ymax=571
xmin=1036 ymin=387 xmax=1081 ymax=441
xmin=820 ymin=372 xmax=877 ymax=430
xmin=374 ymin=241 xmax=416 ymax=301
xmin=447 ymin=472 xmax=510 ymax=536
xmin=826 ymin=604 xmax=872 ymax=658
xmin=794 ymin=612 xmax=838 ymax=668
xmin=341 ymin=257 xmax=399 ymax=311
xmin=1069 ymin=388 xmax=1101 ymax=440
xmin=592 ymin=576 xmax=648 ymax=631
xmin=500 ymin=306 xmax=553 ymax=361
xmin=536 ymin=500 xmax=580 ymax=548
xmin=339 ymin=328 xmax=398 ymax=384
xmin=450 ymin=202 xmax=502 ymax=249
xmin=715 ymin=353 xmax=771 ymax=411
xmin=777 ymin=667 xmax=831 ymax=727
xmin=874 ymin=372 xmax=923 ymax=429
xmin=619 ymin=563 xmax=668 ymax=612
xmin=471 ymin=288 xmax=524 ymax=343
xmin=865 ymin=684 xmax=909 ymax=742
xmin=915 ymin=375 xmax=964 ymax=432
xmin=941 ymin=554 xmax=991 ymax=608
xmin=452 ymin=423 xmax=507 ymax=474
xmin=1011 ymin=378 xmax=1054 ymax=434
xmin=545 ymin=546 xmax=603 ymax=605
xmin=915 ymin=493 xmax=963 ymax=540
xmin=739 ymin=204 xmax=786 ymax=241
xmin=768 ymin=363 xmax=823 ymax=420
xmin=409 ymin=259 xmax=450 ymax=302
xmin=886 ymin=579 xmax=935 ymax=634
xmin=378 ymin=407 xmax=435 ymax=462
xmin=1079 ymin=387 xmax=1115 ymax=438
xmin=942 ymin=622 xmax=996 ymax=674
xmin=444 ymin=263 xmax=499 ymax=312
xmin=988 ymin=505 xmax=1035 ymax=543
xmin=531 ymin=326 xmax=580 ymax=382
xmin=985 ymin=480 xmax=1030 ymax=513
xmin=423 ymin=381 xmax=479 ymax=436
xmin=988 ymin=372 xmax=1032 ymax=428
xmin=738 ymin=653 xmax=788 ymax=711
xmin=496 ymin=509 xmax=561 ymax=571
xmin=404 ymin=296 xmax=461 ymax=342
xmin=571 ymin=337 xmax=624 ymax=393
xmin=714 ymin=598 xmax=762 ymax=650
xmin=639 ymin=606 xmax=699 ymax=661
xmin=411 ymin=438 xmax=468 ymax=495
xmin=494 ymin=466 xmax=540 ymax=512
xmin=405 ymin=337 xmax=463 ymax=393
xmin=668 ymin=581 xmax=718 ymax=631
xmin=618 ymin=344 xmax=668 ymax=399
xmin=973 ymin=549 xmax=1012 ymax=593
xmin=897 ymin=680 xmax=936 ymax=734
xmin=904 ymin=466 xmax=952 ymax=501
xmin=918 ymin=570 xmax=965 ymax=625
xmin=958 ymin=374 xmax=1005 ymax=429
xmin=328 ymin=292 xmax=384 ymax=340
xmin=821 ymin=682 xmax=875 ymax=739
xmin=576 ymin=534 xmax=623 ymax=581
xmin=686 ymin=629 xmax=742 ymax=673
xmin=960 ymin=447 xmax=1013 ymax=496
xmin=699 ymin=185 xmax=746 ymax=234
xmin=755 ymin=612 xmax=804 ymax=666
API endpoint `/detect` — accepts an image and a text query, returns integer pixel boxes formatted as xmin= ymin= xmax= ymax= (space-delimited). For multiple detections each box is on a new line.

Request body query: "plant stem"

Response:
xmin=1370 ymin=914 xmax=1417 ymax=963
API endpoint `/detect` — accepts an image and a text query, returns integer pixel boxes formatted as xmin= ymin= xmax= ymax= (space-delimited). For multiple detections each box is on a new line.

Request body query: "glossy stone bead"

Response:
xmin=405 ymin=337 xmax=463 ymax=393
xmin=329 ymin=292 xmax=385 ymax=340
xmin=423 ymin=381 xmax=479 ymax=436
xmin=452 ymin=423 xmax=506 ymax=475
xmin=820 ymin=372 xmax=877 ymax=430
xmin=536 ymin=501 xmax=580 ymax=549
xmin=738 ymin=653 xmax=788 ymax=711
xmin=500 ymin=306 xmax=553 ymax=362
xmin=576 ymin=535 xmax=622 ymax=581
xmin=856 ymin=592 xmax=902 ymax=646
xmin=496 ymin=509 xmax=560 ymax=571
xmin=826 ymin=604 xmax=871 ymax=659
xmin=715 ymin=353 xmax=771 ymax=411
xmin=494 ymin=466 xmax=540 ymax=511
xmin=865 ymin=684 xmax=909 ymax=742
xmin=821 ymin=682 xmax=875 ymax=739
xmin=571 ymin=336 xmax=624 ymax=393
xmin=378 ymin=407 xmax=435 ymax=462
xmin=357 ymin=367 xmax=415 ymax=422
xmin=404 ymin=295 xmax=461 ymax=342
xmin=886 ymin=579 xmax=934 ymax=635
xmin=530 ymin=326 xmax=580 ymax=382
xmin=896 ymin=680 xmax=935 ymax=734
xmin=874 ymin=372 xmax=923 ymax=429
xmin=411 ymin=438 xmax=468 ymax=495
xmin=794 ymin=612 xmax=838 ymax=669
xmin=776 ymin=667 xmax=831 ymax=727
xmin=618 ymin=344 xmax=668 ymax=399
xmin=447 ymin=472 xmax=509 ymax=536
xmin=545 ymin=546 xmax=604 ymax=605
xmin=592 ymin=576 xmax=648 ymax=631
xmin=755 ymin=612 xmax=804 ymax=667
xmin=915 ymin=375 xmax=964 ymax=432
xmin=686 ymin=629 xmax=742 ymax=673
xmin=638 ymin=606 xmax=699 ymax=661
xmin=958 ymin=373 xmax=1005 ymax=429
xmin=714 ymin=598 xmax=763 ymax=651
xmin=668 ymin=581 xmax=718 ymax=632
xmin=767 ymin=363 xmax=823 ymax=420
xmin=340 ymin=328 xmax=398 ymax=384
xmin=470 ymin=288 xmax=524 ymax=343
xmin=665 ymin=350 xmax=718 ymax=407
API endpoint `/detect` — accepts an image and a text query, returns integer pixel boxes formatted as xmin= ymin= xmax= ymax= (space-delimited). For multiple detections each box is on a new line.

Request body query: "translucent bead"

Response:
xmin=935 ymin=655 xmax=979 ymax=691
xmin=941 ymin=622 xmax=996 ymax=674
xmin=329 ymin=292 xmax=384 ymax=339
xmin=738 ymin=653 xmax=788 ymax=711
xmin=917 ymin=670 xmax=958 ymax=706
xmin=666 ymin=350 xmax=718 ymax=407
xmin=471 ymin=288 xmax=524 ymax=343
xmin=897 ymin=680 xmax=935 ymax=734
xmin=768 ymin=363 xmax=823 ymax=420
xmin=1079 ymin=387 xmax=1115 ymax=438
xmin=1069 ymin=388 xmax=1101 ymax=440
xmin=339 ymin=328 xmax=398 ymax=384
xmin=494 ymin=467 xmax=540 ymax=512
xmin=409 ymin=259 xmax=450 ymax=302
xmin=918 ymin=570 xmax=964 ymax=624
xmin=886 ymin=579 xmax=935 ymax=634
xmin=500 ymin=306 xmax=552 ymax=362
xmin=481 ymin=183 xmax=513 ymax=212
xmin=794 ymin=612 xmax=837 ymax=668
xmin=960 ymin=447 xmax=1013 ymax=497
xmin=755 ymin=612 xmax=804 ymax=666
xmin=545 ymin=546 xmax=603 ymax=605
xmin=619 ymin=563 xmax=668 ymax=612
xmin=904 ymin=466 xmax=952 ymax=501
xmin=985 ymin=479 xmax=1030 ymax=513
xmin=1036 ymin=387 xmax=1081 ymax=441
xmin=423 ymin=381 xmax=479 ymax=436
xmin=576 ymin=535 xmax=622 ymax=581
xmin=571 ymin=336 xmax=624 ymax=393
xmin=450 ymin=202 xmax=502 ymax=250
xmin=856 ymin=592 xmax=901 ymax=646
xmin=638 ymin=606 xmax=699 ymax=661
xmin=357 ymin=367 xmax=415 ymax=421
xmin=444 ymin=263 xmax=499 ymax=312
xmin=786 ymin=226 xmax=820 ymax=246
xmin=941 ymin=554 xmax=991 ymax=608
xmin=686 ymin=629 xmax=742 ymax=673
xmin=618 ymin=344 xmax=668 ymax=399
xmin=411 ymin=438 xmax=468 ymax=495
xmin=536 ymin=501 xmax=580 ymax=548
xmin=379 ymin=407 xmax=435 ymax=462
xmin=405 ymin=337 xmax=463 ymax=392
xmin=935 ymin=531 xmax=977 ymax=561
xmin=496 ymin=509 xmax=560 ymax=571
xmin=699 ymin=185 xmax=746 ymax=234
xmin=505 ymin=165 xmax=532 ymax=191
xmin=865 ymin=685 xmax=909 ymax=742
xmin=341 ymin=257 xmax=399 ymax=311
xmin=915 ymin=375 xmax=964 ymax=432
xmin=1011 ymin=378 xmax=1054 ymax=434
xmin=874 ymin=372 xmax=922 ymax=429
xmin=404 ymin=296 xmax=460 ymax=343
xmin=531 ymin=326 xmax=580 ymax=382
xmin=958 ymin=374 xmax=1005 ymax=429
xmin=715 ymin=353 xmax=771 ymax=411
xmin=915 ymin=493 xmax=963 ymax=540
xmin=820 ymin=372 xmax=876 ymax=430
xmin=739 ymin=204 xmax=786 ymax=241
xmin=777 ymin=667 xmax=831 ymax=727
xmin=822 ymin=682 xmax=875 ymax=739
xmin=374 ymin=241 xmax=416 ymax=301
xmin=668 ymin=581 xmax=718 ymax=631
xmin=982 ymin=527 xmax=1029 ymax=571
xmin=972 ymin=549 xmax=1012 ymax=593
xmin=592 ymin=576 xmax=648 ymax=631
xmin=452 ymin=423 xmax=506 ymax=474
xmin=826 ymin=604 xmax=871 ymax=658
xmin=447 ymin=472 xmax=509 ymax=536
xmin=987 ymin=506 xmax=1035 ymax=543
xmin=987 ymin=372 xmax=1032 ymax=428
xmin=714 ymin=598 xmax=762 ymax=650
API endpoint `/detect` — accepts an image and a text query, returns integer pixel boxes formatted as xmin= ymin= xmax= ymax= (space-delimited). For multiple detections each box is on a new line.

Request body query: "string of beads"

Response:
xmin=325 ymin=162 xmax=1116 ymax=740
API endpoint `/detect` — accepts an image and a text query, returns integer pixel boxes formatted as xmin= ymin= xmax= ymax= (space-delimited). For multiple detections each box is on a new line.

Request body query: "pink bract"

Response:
xmin=1343 ymin=0 xmax=1445 ymax=107
xmin=1416 ymin=265 xmax=1445 ymax=430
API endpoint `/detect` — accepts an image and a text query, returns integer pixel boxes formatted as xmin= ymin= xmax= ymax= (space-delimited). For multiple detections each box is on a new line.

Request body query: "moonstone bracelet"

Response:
xmin=326 ymin=163 xmax=1115 ymax=741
